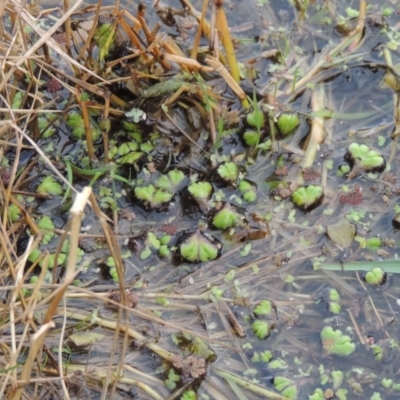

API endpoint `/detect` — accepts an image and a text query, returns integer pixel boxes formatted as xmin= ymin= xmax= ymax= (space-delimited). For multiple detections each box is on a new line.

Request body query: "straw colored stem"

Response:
xmin=117 ymin=12 xmax=148 ymax=59
xmin=348 ymin=0 xmax=366 ymax=52
xmin=62 ymin=309 xmax=175 ymax=362
xmin=76 ymin=95 xmax=96 ymax=162
xmin=299 ymin=84 xmax=325 ymax=181
xmin=214 ymin=0 xmax=240 ymax=84
xmin=139 ymin=17 xmax=171 ymax=71
xmin=102 ymin=91 xmax=111 ymax=164
xmin=191 ymin=0 xmax=209 ymax=60
xmin=63 ymin=0 xmax=72 ymax=54
xmin=287 ymin=31 xmax=367 ymax=94
xmin=214 ymin=367 xmax=289 ymax=399
xmin=180 ymin=0 xmax=211 ymax=39
xmin=77 ymin=0 xmax=102 ymax=61
xmin=205 ymin=55 xmax=249 ymax=109
xmin=50 ymin=363 xmax=165 ymax=400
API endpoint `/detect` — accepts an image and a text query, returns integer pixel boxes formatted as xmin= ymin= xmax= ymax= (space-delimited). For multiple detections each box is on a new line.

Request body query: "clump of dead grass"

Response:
xmin=0 ymin=0 xmax=255 ymax=398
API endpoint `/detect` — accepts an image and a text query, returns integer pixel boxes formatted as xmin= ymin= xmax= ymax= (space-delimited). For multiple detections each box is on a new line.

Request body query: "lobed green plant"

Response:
xmin=365 ymin=267 xmax=386 ymax=285
xmin=179 ymin=230 xmax=220 ymax=263
xmin=217 ymin=161 xmax=239 ymax=184
xmin=321 ymin=326 xmax=355 ymax=356
xmin=212 ymin=203 xmax=243 ymax=230
xmin=238 ymin=180 xmax=257 ymax=202
xmin=37 ymin=176 xmax=63 ymax=196
xmin=276 ymin=112 xmax=300 ymax=136
xmin=134 ymin=184 xmax=173 ymax=209
xmin=291 ymin=185 xmax=324 ymax=212
xmin=344 ymin=143 xmax=386 ymax=173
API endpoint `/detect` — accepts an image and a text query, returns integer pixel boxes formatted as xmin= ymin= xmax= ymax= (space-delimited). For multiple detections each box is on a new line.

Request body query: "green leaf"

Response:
xmin=67 ymin=112 xmax=85 ymax=138
xmin=28 ymin=248 xmax=42 ymax=264
xmin=38 ymin=116 xmax=56 ymax=138
xmin=269 ymin=359 xmax=288 ymax=370
xmin=146 ymin=232 xmax=161 ymax=249
xmin=8 ymin=204 xmax=21 ymax=222
xmin=321 ymin=326 xmax=355 ymax=356
xmin=188 ymin=181 xmax=212 ymax=200
xmin=260 ymin=350 xmax=273 ymax=362
xmin=331 ymin=370 xmax=344 ymax=390
xmin=291 ymin=185 xmax=324 ymax=212
xmin=180 ymin=230 xmax=219 ymax=263
xmin=110 ymin=267 xmax=119 ymax=282
xmin=274 ymin=376 xmax=298 ymax=399
xmin=117 ymin=142 xmax=139 ymax=155
xmin=140 ymin=142 xmax=154 ymax=153
xmin=282 ymin=385 xmax=298 ymax=400
xmin=217 ymin=162 xmax=239 ymax=183
xmin=246 ymin=108 xmax=265 ymax=129
xmin=181 ymin=390 xmax=197 ymax=400
xmin=365 ymin=237 xmax=382 ymax=250
xmin=37 ymin=216 xmax=55 ymax=244
xmin=134 ymin=184 xmax=173 ymax=208
xmin=12 ymin=91 xmax=23 ymax=109
xmin=140 ymin=245 xmax=152 ymax=260
xmin=321 ymin=259 xmax=400 ymax=273
xmin=329 ymin=288 xmax=340 ymax=302
xmin=335 ymin=388 xmax=348 ymax=400
xmin=381 ymin=378 xmax=393 ymax=389
xmin=240 ymin=243 xmax=251 ymax=256
xmin=211 ymin=285 xmax=224 ymax=299
xmin=345 ymin=143 xmax=385 ymax=172
xmin=156 ymin=297 xmax=169 ymax=307
xmin=44 ymin=253 xmax=66 ymax=268
xmin=257 ymin=139 xmax=272 ymax=150
xmin=224 ymin=269 xmax=235 ymax=282
xmin=309 ymin=388 xmax=324 ymax=400
xmin=345 ymin=7 xmax=359 ymax=18
xmin=310 ymin=109 xmax=334 ymax=118
xmin=37 ymin=176 xmax=63 ymax=196
xmin=106 ymin=257 xmax=115 ymax=268
xmin=253 ymin=300 xmax=273 ymax=317
xmin=243 ymin=130 xmax=260 ymax=147
xmin=67 ymin=112 xmax=100 ymax=141
xmin=329 ymin=301 xmax=341 ymax=314
xmin=158 ymin=245 xmax=170 ymax=258
xmin=117 ymin=151 xmax=144 ymax=164
xmin=125 ymin=107 xmax=144 ymax=123
xmin=155 ymin=169 xmax=185 ymax=192
xmin=239 ymin=180 xmax=257 ymax=202
xmin=160 ymin=235 xmax=171 ymax=245
xmin=252 ymin=320 xmax=270 ymax=340
xmin=365 ymin=267 xmax=385 ymax=285
xmin=213 ymin=203 xmax=242 ymax=230
xmin=93 ymin=23 xmax=116 ymax=61
xmin=277 ymin=113 xmax=300 ymax=136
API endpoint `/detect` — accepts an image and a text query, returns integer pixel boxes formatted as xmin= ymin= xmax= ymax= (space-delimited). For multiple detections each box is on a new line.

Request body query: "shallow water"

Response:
xmin=7 ymin=0 xmax=400 ymax=398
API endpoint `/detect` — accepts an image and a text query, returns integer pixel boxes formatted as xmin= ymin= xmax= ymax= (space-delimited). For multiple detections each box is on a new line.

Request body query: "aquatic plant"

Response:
xmin=291 ymin=185 xmax=324 ymax=212
xmin=321 ymin=327 xmax=355 ymax=356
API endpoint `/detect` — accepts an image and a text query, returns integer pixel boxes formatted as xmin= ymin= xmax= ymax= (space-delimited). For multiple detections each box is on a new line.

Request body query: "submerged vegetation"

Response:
xmin=1 ymin=0 xmax=400 ymax=398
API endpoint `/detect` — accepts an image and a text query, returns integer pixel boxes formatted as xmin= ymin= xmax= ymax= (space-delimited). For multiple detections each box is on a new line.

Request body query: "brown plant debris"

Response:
xmin=382 ymin=172 xmax=397 ymax=184
xmin=171 ymin=354 xmax=207 ymax=380
xmin=339 ymin=186 xmax=363 ymax=205
xmin=302 ymin=166 xmax=321 ymax=181
xmin=109 ymin=289 xmax=139 ymax=308
xmin=159 ymin=224 xmax=179 ymax=235
xmin=275 ymin=165 xmax=288 ymax=176
xmin=46 ymin=78 xmax=63 ymax=93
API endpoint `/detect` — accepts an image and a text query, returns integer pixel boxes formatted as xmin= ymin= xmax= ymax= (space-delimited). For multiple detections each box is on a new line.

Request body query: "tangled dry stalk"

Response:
xmin=0 ymin=0 xmax=264 ymax=398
